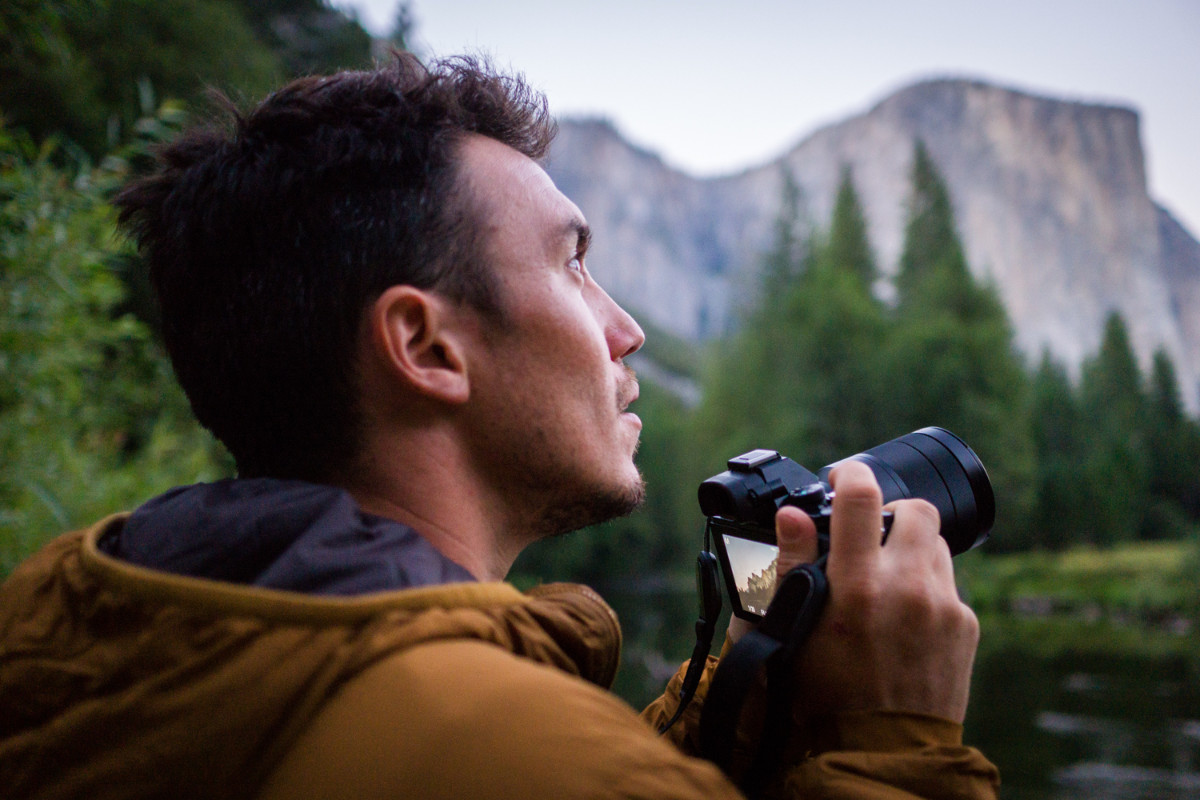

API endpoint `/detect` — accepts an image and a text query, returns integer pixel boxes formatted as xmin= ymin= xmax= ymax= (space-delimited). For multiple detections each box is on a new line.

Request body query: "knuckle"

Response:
xmin=931 ymin=591 xmax=979 ymax=640
xmin=904 ymin=498 xmax=941 ymax=529
xmin=833 ymin=477 xmax=883 ymax=507
xmin=836 ymin=579 xmax=884 ymax=619
xmin=960 ymin=605 xmax=981 ymax=642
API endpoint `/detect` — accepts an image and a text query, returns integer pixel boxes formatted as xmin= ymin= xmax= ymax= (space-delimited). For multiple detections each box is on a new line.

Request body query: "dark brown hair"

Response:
xmin=115 ymin=53 xmax=556 ymax=479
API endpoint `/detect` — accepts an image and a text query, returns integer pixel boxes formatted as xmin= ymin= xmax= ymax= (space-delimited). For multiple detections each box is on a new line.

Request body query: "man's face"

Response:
xmin=455 ymin=135 xmax=646 ymax=538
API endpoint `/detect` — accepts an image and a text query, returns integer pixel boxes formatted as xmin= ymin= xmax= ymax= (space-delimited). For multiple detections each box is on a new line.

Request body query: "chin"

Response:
xmin=537 ymin=472 xmax=646 ymax=539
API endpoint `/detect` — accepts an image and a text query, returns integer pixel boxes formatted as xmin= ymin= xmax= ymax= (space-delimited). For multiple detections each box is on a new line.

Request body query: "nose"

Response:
xmin=595 ymin=282 xmax=644 ymax=361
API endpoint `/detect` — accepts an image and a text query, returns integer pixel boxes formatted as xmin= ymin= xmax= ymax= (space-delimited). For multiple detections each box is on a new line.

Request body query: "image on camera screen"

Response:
xmin=723 ymin=534 xmax=780 ymax=616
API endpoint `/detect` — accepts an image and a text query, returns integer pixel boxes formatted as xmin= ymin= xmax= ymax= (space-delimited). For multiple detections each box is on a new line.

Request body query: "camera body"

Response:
xmin=699 ymin=427 xmax=994 ymax=620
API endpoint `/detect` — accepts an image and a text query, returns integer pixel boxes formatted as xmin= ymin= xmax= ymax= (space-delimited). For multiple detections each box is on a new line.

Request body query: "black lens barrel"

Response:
xmin=819 ymin=426 xmax=994 ymax=555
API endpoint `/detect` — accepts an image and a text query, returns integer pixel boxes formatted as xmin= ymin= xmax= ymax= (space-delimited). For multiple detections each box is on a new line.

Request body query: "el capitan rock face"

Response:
xmin=545 ymin=78 xmax=1200 ymax=410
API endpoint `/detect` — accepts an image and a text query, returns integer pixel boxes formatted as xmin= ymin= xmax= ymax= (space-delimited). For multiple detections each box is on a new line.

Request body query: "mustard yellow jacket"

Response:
xmin=0 ymin=516 xmax=999 ymax=799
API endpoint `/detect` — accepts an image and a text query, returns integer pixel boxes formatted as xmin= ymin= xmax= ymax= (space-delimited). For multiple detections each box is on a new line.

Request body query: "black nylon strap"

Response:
xmin=699 ymin=563 xmax=829 ymax=796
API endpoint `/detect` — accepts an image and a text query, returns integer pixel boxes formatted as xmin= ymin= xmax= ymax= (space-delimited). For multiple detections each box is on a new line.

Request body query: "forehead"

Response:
xmin=456 ymin=135 xmax=584 ymax=256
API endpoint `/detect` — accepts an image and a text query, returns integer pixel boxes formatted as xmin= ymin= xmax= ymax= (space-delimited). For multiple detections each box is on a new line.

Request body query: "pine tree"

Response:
xmin=1141 ymin=348 xmax=1200 ymax=536
xmin=759 ymin=170 xmax=808 ymax=297
xmin=895 ymin=141 xmax=1006 ymax=323
xmin=1028 ymin=352 xmax=1090 ymax=549
xmin=826 ymin=165 xmax=876 ymax=288
xmin=884 ymin=140 xmax=1035 ymax=547
xmin=792 ymin=166 xmax=890 ymax=464
xmin=1078 ymin=312 xmax=1149 ymax=544
xmin=693 ymin=167 xmax=892 ymax=476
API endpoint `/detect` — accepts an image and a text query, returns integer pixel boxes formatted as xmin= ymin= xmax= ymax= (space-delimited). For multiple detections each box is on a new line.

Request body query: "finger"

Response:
xmin=827 ymin=461 xmax=885 ymax=568
xmin=775 ymin=505 xmax=818 ymax=577
xmin=884 ymin=498 xmax=953 ymax=575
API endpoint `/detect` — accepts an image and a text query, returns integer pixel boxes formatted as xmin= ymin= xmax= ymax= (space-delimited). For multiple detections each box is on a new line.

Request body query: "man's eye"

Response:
xmin=567 ymin=255 xmax=584 ymax=272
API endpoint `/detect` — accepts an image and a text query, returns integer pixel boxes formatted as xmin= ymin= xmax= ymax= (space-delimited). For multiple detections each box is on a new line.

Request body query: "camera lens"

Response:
xmin=819 ymin=427 xmax=994 ymax=555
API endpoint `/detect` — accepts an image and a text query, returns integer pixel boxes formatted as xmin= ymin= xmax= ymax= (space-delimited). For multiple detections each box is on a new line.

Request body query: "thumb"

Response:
xmin=775 ymin=505 xmax=819 ymax=579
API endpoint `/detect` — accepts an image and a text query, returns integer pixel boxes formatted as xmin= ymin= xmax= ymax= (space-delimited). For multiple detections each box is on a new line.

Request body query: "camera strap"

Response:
xmin=698 ymin=561 xmax=829 ymax=798
xmin=657 ymin=551 xmax=723 ymax=735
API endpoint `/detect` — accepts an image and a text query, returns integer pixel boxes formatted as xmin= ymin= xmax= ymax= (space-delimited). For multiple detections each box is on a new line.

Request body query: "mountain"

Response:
xmin=544 ymin=78 xmax=1200 ymax=412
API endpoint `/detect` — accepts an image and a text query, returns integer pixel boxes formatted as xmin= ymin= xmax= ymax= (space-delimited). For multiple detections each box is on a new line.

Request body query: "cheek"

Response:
xmin=535 ymin=298 xmax=611 ymax=369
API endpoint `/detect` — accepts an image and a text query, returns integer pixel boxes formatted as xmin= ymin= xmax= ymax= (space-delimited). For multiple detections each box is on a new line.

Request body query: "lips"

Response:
xmin=617 ymin=368 xmax=639 ymax=412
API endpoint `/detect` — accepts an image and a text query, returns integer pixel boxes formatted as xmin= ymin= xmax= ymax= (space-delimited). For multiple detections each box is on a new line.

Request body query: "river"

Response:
xmin=602 ymin=586 xmax=1200 ymax=799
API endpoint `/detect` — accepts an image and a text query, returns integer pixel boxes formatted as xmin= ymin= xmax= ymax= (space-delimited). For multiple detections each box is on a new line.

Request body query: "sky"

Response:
xmin=336 ymin=0 xmax=1200 ymax=236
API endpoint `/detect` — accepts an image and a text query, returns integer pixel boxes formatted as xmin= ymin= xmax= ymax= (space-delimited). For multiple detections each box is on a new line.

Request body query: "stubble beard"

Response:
xmin=517 ymin=370 xmax=646 ymax=539
xmin=512 ymin=424 xmax=647 ymax=540
xmin=533 ymin=469 xmax=647 ymax=540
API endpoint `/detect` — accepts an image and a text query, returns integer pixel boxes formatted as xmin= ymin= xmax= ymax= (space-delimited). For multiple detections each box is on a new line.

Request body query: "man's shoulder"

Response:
xmin=258 ymin=638 xmax=741 ymax=800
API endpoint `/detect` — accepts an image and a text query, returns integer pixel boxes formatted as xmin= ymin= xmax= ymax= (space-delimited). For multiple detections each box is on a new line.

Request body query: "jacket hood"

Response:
xmin=103 ymin=478 xmax=475 ymax=595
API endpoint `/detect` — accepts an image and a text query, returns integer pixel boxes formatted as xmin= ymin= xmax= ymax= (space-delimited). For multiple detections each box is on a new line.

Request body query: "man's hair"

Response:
xmin=115 ymin=53 xmax=556 ymax=480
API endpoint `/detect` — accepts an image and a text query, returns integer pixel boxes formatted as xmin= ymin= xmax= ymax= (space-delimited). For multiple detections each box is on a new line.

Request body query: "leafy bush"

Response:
xmin=0 ymin=128 xmax=231 ymax=576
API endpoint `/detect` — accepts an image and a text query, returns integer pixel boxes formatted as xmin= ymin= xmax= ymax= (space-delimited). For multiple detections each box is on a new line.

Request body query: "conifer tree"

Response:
xmin=1078 ymin=312 xmax=1149 ymax=544
xmin=1141 ymin=348 xmax=1200 ymax=536
xmin=1081 ymin=313 xmax=1145 ymax=426
xmin=759 ymin=170 xmax=808 ymax=295
xmin=1028 ymin=352 xmax=1090 ymax=549
xmin=693 ymin=167 xmax=891 ymax=474
xmin=826 ymin=164 xmax=877 ymax=288
xmin=895 ymin=141 xmax=1005 ymax=323
xmin=791 ymin=166 xmax=889 ymax=464
xmin=884 ymin=140 xmax=1035 ymax=545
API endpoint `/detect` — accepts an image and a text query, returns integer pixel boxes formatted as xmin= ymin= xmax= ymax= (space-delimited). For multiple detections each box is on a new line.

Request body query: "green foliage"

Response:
xmin=1144 ymin=349 xmax=1200 ymax=526
xmin=778 ymin=168 xmax=892 ymax=465
xmin=2 ymin=0 xmax=278 ymax=156
xmin=693 ymin=167 xmax=890 ymax=474
xmin=691 ymin=171 xmax=812 ymax=463
xmin=1028 ymin=353 xmax=1092 ymax=549
xmin=0 ymin=0 xmax=375 ymax=159
xmin=1076 ymin=314 xmax=1149 ymax=544
xmin=0 ymin=129 xmax=231 ymax=576
xmin=686 ymin=141 xmax=1200 ymax=562
xmin=233 ymin=0 xmax=375 ymax=77
xmin=692 ymin=151 xmax=1040 ymax=552
xmin=826 ymin=165 xmax=876 ymax=288
xmin=1068 ymin=317 xmax=1200 ymax=544
xmin=896 ymin=141 xmax=979 ymax=316
xmin=959 ymin=541 xmax=1199 ymax=627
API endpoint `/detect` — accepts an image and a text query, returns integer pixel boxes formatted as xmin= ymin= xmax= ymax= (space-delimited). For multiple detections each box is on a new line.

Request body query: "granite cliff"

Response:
xmin=544 ymin=79 xmax=1200 ymax=411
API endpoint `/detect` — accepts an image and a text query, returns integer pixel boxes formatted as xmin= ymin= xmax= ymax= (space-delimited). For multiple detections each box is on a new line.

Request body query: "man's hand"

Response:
xmin=726 ymin=460 xmax=979 ymax=723
xmin=793 ymin=461 xmax=978 ymax=722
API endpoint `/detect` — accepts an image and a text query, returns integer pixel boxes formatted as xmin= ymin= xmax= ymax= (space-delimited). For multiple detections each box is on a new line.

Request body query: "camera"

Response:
xmin=698 ymin=427 xmax=994 ymax=620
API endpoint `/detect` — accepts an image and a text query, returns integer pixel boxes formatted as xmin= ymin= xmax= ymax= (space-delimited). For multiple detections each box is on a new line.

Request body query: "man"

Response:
xmin=0 ymin=55 xmax=999 ymax=798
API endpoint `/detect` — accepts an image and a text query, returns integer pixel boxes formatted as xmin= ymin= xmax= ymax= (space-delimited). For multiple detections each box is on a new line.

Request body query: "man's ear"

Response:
xmin=369 ymin=285 xmax=471 ymax=405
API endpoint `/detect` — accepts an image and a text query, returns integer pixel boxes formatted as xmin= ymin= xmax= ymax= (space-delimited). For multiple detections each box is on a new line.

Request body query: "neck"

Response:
xmin=338 ymin=427 xmax=527 ymax=582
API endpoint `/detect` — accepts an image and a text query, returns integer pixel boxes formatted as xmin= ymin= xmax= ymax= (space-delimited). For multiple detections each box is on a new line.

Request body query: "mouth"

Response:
xmin=617 ymin=370 xmax=640 ymax=413
xmin=618 ymin=385 xmax=641 ymax=437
